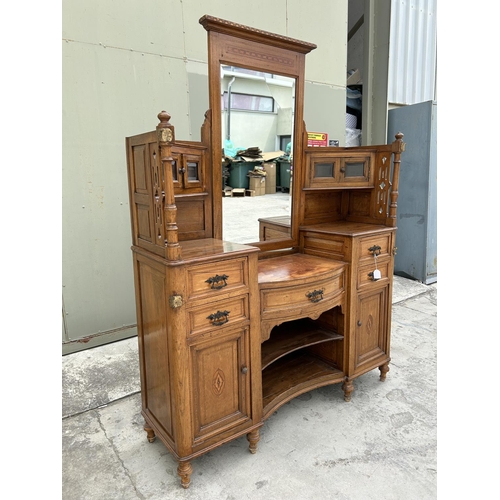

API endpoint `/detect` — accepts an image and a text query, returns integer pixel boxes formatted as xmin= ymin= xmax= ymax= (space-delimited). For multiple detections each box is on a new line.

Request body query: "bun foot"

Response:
xmin=144 ymin=423 xmax=156 ymax=443
xmin=379 ymin=362 xmax=390 ymax=381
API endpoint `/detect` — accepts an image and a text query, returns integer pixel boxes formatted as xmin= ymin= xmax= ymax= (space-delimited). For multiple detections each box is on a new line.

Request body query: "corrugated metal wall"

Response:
xmin=388 ymin=0 xmax=437 ymax=105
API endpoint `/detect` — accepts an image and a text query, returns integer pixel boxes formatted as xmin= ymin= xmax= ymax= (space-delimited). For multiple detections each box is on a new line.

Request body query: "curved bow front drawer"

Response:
xmin=258 ymin=254 xmax=346 ymax=330
xmin=260 ymin=271 xmax=345 ymax=320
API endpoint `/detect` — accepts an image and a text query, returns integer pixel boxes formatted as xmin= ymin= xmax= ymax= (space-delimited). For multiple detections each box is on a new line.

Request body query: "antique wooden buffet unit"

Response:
xmin=126 ymin=16 xmax=405 ymax=489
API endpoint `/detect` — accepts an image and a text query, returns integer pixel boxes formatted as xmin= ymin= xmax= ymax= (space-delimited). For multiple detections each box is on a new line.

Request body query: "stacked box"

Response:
xmin=262 ymin=162 xmax=276 ymax=193
xmin=249 ymin=176 xmax=266 ymax=196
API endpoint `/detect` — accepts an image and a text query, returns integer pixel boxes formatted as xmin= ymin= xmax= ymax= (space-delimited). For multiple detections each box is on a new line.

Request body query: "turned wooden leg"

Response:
xmin=379 ymin=362 xmax=390 ymax=381
xmin=143 ymin=423 xmax=156 ymax=443
xmin=342 ymin=378 xmax=354 ymax=402
xmin=177 ymin=461 xmax=193 ymax=489
xmin=247 ymin=429 xmax=260 ymax=454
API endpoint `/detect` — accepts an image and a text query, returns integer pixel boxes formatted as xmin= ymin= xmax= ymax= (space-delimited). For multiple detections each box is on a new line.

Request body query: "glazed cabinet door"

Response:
xmin=352 ymin=285 xmax=390 ymax=375
xmin=189 ymin=326 xmax=252 ymax=451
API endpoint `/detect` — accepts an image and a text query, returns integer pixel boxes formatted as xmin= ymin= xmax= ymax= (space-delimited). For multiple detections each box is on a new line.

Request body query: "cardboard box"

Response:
xmin=262 ymin=162 xmax=276 ymax=194
xmin=248 ymin=176 xmax=266 ymax=196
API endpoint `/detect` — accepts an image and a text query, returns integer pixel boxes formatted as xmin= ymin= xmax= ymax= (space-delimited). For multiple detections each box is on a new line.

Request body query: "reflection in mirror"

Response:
xmin=219 ymin=65 xmax=295 ymax=244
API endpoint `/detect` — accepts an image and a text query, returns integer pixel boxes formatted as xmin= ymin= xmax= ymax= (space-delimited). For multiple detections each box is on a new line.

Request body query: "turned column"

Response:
xmin=388 ymin=132 xmax=405 ymax=225
xmin=156 ymin=111 xmax=182 ymax=261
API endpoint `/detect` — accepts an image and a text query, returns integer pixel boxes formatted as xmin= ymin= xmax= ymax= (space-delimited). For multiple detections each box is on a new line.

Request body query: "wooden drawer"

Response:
xmin=186 ymin=257 xmax=248 ymax=300
xmin=260 ymin=270 xmax=345 ymax=320
xmin=187 ymin=295 xmax=249 ymax=336
xmin=357 ymin=260 xmax=391 ymax=290
xmin=300 ymin=232 xmax=350 ymax=261
xmin=358 ymin=233 xmax=392 ymax=264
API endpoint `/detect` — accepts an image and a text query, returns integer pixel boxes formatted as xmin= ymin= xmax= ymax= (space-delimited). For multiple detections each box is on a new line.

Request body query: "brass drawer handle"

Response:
xmin=306 ymin=289 xmax=324 ymax=303
xmin=368 ymin=245 xmax=381 ymax=256
xmin=205 ymin=274 xmax=229 ymax=290
xmin=207 ymin=310 xmax=230 ymax=326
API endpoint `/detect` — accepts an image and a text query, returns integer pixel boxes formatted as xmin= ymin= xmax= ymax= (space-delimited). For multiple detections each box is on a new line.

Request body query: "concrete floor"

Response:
xmin=223 ymin=191 xmax=291 ymax=243
xmin=62 ymin=275 xmax=437 ymax=499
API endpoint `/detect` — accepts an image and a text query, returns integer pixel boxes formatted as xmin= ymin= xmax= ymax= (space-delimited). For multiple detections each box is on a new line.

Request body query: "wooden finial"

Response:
xmin=157 ymin=111 xmax=175 ymax=144
xmin=158 ymin=110 xmax=171 ymax=125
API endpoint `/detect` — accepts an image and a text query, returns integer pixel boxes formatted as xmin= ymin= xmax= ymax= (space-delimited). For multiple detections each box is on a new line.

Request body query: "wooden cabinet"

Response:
xmin=171 ymin=146 xmax=205 ymax=193
xmin=299 ymin=223 xmax=395 ymax=400
xmin=258 ymin=215 xmax=291 ymax=241
xmin=305 ymin=151 xmax=374 ymax=188
xmin=132 ymin=241 xmax=262 ymax=489
xmin=125 ymin=15 xmax=405 ymax=489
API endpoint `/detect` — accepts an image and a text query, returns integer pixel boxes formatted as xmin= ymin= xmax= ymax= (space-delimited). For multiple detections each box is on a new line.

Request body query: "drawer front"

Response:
xmin=358 ymin=233 xmax=392 ymax=264
xmin=260 ymin=270 xmax=345 ymax=318
xmin=187 ymin=257 xmax=248 ymax=300
xmin=301 ymin=232 xmax=350 ymax=261
xmin=187 ymin=295 xmax=249 ymax=336
xmin=357 ymin=260 xmax=391 ymax=290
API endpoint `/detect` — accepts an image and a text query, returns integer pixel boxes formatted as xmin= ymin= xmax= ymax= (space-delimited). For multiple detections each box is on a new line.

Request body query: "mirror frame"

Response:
xmin=200 ymin=15 xmax=316 ymax=251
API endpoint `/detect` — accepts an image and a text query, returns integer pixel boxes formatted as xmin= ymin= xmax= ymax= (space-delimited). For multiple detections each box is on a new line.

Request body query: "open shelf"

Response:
xmin=262 ymin=351 xmax=343 ymax=419
xmin=261 ymin=318 xmax=343 ymax=370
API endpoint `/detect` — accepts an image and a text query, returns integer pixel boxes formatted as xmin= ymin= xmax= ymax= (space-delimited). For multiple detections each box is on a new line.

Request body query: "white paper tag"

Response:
xmin=372 ymin=269 xmax=381 ymax=280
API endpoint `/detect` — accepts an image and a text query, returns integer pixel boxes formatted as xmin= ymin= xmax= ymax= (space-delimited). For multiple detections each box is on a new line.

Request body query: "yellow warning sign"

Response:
xmin=307 ymin=132 xmax=328 ymax=147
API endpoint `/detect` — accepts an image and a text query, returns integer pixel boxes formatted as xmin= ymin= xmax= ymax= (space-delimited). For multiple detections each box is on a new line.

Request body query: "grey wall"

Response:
xmin=62 ymin=0 xmax=349 ymax=353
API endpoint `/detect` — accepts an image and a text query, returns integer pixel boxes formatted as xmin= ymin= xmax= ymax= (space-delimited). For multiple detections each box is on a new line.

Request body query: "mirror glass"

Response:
xmin=220 ymin=65 xmax=295 ymax=244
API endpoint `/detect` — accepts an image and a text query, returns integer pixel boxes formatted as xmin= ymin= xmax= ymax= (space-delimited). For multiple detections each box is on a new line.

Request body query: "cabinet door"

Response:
xmin=190 ymin=326 xmax=252 ymax=449
xmin=171 ymin=151 xmax=205 ymax=193
xmin=305 ymin=152 xmax=374 ymax=188
xmin=353 ymin=285 xmax=389 ymax=374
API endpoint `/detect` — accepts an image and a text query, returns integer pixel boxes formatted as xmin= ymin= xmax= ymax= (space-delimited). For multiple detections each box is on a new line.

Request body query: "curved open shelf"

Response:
xmin=261 ymin=318 xmax=343 ymax=370
xmin=262 ymin=352 xmax=344 ymax=420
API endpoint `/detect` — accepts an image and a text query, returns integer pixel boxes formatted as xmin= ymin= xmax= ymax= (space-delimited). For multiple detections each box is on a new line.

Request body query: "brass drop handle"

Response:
xmin=368 ymin=245 xmax=381 ymax=256
xmin=207 ymin=310 xmax=230 ymax=326
xmin=357 ymin=320 xmax=362 ymax=326
xmin=241 ymin=366 xmax=248 ymax=375
xmin=206 ymin=274 xmax=229 ymax=290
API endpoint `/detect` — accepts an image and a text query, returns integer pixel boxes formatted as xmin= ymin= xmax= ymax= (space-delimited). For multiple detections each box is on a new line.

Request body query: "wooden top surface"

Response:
xmin=258 ymin=253 xmax=345 ymax=285
xmin=180 ymin=238 xmax=259 ymax=261
xmin=299 ymin=221 xmax=394 ymax=236
xmin=258 ymin=216 xmax=291 ymax=226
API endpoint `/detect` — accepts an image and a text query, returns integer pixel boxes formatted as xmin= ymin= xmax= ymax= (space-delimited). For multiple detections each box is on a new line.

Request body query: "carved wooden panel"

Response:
xmin=190 ymin=327 xmax=251 ymax=445
xmin=354 ymin=286 xmax=388 ymax=373
xmin=373 ymin=152 xmax=392 ymax=219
